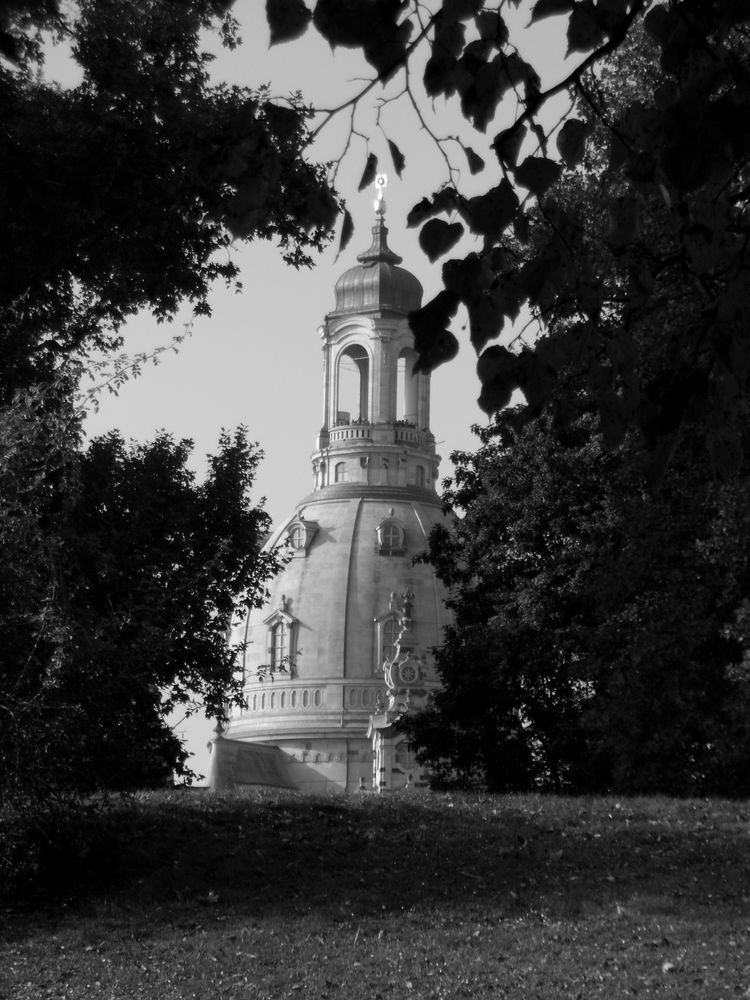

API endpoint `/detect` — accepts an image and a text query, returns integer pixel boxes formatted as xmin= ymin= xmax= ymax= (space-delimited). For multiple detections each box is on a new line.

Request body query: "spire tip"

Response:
xmin=373 ymin=173 xmax=388 ymax=217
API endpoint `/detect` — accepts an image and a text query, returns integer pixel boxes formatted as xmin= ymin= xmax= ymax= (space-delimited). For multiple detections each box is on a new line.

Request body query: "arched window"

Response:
xmin=286 ymin=516 xmax=318 ymax=555
xmin=397 ymin=348 xmax=419 ymax=423
xmin=337 ymin=344 xmax=370 ymax=422
xmin=270 ymin=620 xmax=288 ymax=669
xmin=382 ymin=617 xmax=400 ymax=664
xmin=335 ymin=461 xmax=348 ymax=483
xmin=377 ymin=518 xmax=405 ymax=555
xmin=383 ymin=523 xmax=400 ymax=550
xmin=416 ymin=465 xmax=425 ymax=487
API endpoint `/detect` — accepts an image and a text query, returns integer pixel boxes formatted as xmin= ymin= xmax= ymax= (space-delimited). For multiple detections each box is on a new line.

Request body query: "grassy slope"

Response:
xmin=1 ymin=790 xmax=749 ymax=999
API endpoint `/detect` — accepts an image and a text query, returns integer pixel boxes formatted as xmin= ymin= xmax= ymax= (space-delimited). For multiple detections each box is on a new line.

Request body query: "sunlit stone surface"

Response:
xmin=210 ymin=185 xmax=452 ymax=793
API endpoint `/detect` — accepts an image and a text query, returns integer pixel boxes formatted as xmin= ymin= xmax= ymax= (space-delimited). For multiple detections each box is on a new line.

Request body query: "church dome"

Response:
xmin=213 ymin=189 xmax=451 ymax=795
xmin=224 ymin=486 xmax=452 ymax=792
xmin=333 ymin=216 xmax=423 ymax=314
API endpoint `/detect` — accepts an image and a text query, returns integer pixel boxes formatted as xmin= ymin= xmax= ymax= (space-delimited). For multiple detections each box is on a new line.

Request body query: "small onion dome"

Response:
xmin=334 ymin=217 xmax=423 ymax=314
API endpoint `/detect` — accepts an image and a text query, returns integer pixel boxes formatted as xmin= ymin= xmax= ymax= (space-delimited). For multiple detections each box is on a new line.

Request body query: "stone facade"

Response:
xmin=208 ymin=185 xmax=451 ymax=793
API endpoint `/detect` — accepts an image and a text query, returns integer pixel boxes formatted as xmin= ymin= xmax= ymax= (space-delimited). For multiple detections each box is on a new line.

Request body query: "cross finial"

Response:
xmin=373 ymin=173 xmax=388 ymax=217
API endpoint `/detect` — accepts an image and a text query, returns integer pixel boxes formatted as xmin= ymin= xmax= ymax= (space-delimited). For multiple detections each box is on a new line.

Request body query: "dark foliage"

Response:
xmin=0 ymin=410 xmax=277 ymax=808
xmin=406 ymin=403 xmax=750 ymax=796
xmin=269 ymin=0 xmax=750 ymax=481
xmin=0 ymin=0 xmax=338 ymax=400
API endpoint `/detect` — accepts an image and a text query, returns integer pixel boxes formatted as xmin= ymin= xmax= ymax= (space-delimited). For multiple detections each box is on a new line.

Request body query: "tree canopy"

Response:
xmin=1 ymin=412 xmax=277 ymax=800
xmin=1 ymin=0 xmax=339 ymax=398
xmin=407 ymin=399 xmax=750 ymax=796
xmin=266 ymin=0 xmax=750 ymax=480
xmin=395 ymin=13 xmax=750 ymax=795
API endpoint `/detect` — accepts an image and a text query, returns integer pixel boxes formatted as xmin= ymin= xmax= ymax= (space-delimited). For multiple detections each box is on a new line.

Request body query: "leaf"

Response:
xmin=313 ymin=0 xmax=375 ymax=49
xmin=475 ymin=11 xmax=508 ymax=44
xmin=492 ymin=123 xmax=527 ymax=167
xmin=556 ymin=118 xmax=590 ymax=166
xmin=442 ymin=253 xmax=488 ymax=300
xmin=643 ymin=4 xmax=672 ymax=43
xmin=464 ymin=146 xmax=485 ymax=174
xmin=265 ymin=0 xmax=312 ymax=45
xmin=363 ymin=20 xmax=413 ymax=83
xmin=515 ymin=350 xmax=557 ymax=411
xmin=464 ymin=179 xmax=518 ymax=239
xmin=0 ymin=30 xmax=20 ymax=64
xmin=410 ymin=291 xmax=461 ymax=373
xmin=476 ymin=345 xmax=519 ymax=413
xmin=444 ymin=0 xmax=483 ymax=19
xmin=467 ymin=294 xmax=505 ymax=352
xmin=406 ymin=188 xmax=461 ymax=228
xmin=458 ymin=54 xmax=512 ymax=132
xmin=262 ymin=102 xmax=301 ymax=141
xmin=566 ymin=0 xmax=607 ymax=54
xmin=424 ymin=54 xmax=458 ymax=97
xmin=335 ymin=209 xmax=354 ymax=263
xmin=514 ymin=155 xmax=562 ymax=197
xmin=419 ymin=219 xmax=465 ymax=263
xmin=387 ymin=139 xmax=406 ymax=177
xmin=357 ymin=153 xmax=378 ymax=192
xmin=529 ymin=0 xmax=575 ymax=24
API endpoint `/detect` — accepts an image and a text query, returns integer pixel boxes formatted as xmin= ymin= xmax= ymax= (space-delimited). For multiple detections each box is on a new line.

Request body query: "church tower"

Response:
xmin=211 ymin=180 xmax=452 ymax=793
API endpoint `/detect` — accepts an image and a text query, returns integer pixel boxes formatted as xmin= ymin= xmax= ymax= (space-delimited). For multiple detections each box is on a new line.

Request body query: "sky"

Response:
xmin=47 ymin=1 xmax=568 ymax=780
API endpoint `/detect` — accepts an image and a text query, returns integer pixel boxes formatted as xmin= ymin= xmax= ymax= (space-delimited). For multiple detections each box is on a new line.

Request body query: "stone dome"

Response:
xmin=225 ymin=485 xmax=452 ymax=793
xmin=333 ymin=218 xmax=423 ymax=314
xmin=211 ymin=200 xmax=451 ymax=795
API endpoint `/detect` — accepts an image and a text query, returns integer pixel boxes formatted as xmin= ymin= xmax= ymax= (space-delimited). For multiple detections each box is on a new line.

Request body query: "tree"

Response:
xmin=0 ymin=0 xmax=336 ymax=831
xmin=396 ymin=17 xmax=750 ymax=795
xmin=0 ymin=0 xmax=338 ymax=398
xmin=1 ymin=408 xmax=278 ymax=801
xmin=267 ymin=0 xmax=750 ymax=480
xmin=407 ymin=401 xmax=750 ymax=795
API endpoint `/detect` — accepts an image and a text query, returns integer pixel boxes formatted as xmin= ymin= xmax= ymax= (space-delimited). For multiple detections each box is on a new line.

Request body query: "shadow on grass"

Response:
xmin=4 ymin=788 xmax=749 ymax=931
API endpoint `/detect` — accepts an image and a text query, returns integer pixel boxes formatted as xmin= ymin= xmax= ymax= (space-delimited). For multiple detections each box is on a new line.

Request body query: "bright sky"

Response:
xmin=48 ymin=1 xmax=568 ymax=779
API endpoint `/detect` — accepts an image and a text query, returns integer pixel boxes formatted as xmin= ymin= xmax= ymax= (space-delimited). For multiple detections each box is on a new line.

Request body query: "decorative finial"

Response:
xmin=373 ymin=173 xmax=388 ymax=217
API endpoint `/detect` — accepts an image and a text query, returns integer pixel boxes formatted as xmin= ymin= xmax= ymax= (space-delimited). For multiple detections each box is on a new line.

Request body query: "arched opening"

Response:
xmin=336 ymin=344 xmax=369 ymax=423
xmin=397 ymin=348 xmax=419 ymax=424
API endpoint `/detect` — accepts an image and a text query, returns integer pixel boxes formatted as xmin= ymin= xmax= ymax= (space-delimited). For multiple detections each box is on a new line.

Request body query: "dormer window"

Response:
xmin=289 ymin=525 xmax=304 ymax=549
xmin=270 ymin=620 xmax=288 ymax=669
xmin=263 ymin=600 xmax=297 ymax=678
xmin=376 ymin=517 xmax=406 ymax=555
xmin=285 ymin=515 xmax=318 ymax=556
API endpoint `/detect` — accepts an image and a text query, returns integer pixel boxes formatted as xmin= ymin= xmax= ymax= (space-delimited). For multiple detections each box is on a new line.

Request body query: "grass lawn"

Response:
xmin=1 ymin=789 xmax=749 ymax=999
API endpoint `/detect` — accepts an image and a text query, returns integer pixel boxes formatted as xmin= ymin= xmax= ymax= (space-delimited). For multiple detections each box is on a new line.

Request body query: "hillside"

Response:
xmin=2 ymin=789 xmax=748 ymax=998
